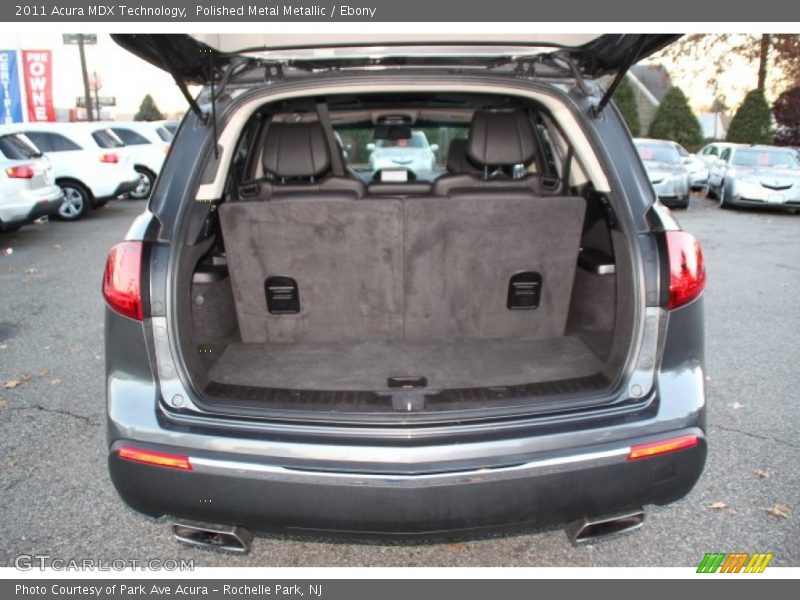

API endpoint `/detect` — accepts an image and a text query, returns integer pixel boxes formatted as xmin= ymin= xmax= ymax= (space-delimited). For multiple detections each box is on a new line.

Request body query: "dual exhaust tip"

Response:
xmin=172 ymin=509 xmax=645 ymax=553
xmin=172 ymin=520 xmax=253 ymax=554
xmin=566 ymin=509 xmax=645 ymax=545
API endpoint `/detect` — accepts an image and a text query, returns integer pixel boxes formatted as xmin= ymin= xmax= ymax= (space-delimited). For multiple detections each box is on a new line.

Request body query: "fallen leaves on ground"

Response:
xmin=754 ymin=469 xmax=770 ymax=479
xmin=764 ymin=504 xmax=790 ymax=519
xmin=707 ymin=501 xmax=728 ymax=510
xmin=0 ymin=399 xmax=7 ymax=408
xmin=7 ymin=459 xmax=17 ymax=467
xmin=4 ymin=380 xmax=22 ymax=390
xmin=24 ymin=267 xmax=38 ymax=275
xmin=50 ymin=379 xmax=61 ymax=386
xmin=730 ymin=402 xmax=745 ymax=410
xmin=52 ymin=244 xmax=61 ymax=250
xmin=19 ymin=373 xmax=31 ymax=382
xmin=38 ymin=368 xmax=50 ymax=378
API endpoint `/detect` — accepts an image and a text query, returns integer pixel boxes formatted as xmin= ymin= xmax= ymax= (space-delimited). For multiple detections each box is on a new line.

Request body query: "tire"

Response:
xmin=129 ymin=166 xmax=155 ymax=200
xmin=718 ymin=181 xmax=729 ymax=209
xmin=54 ymin=180 xmax=91 ymax=221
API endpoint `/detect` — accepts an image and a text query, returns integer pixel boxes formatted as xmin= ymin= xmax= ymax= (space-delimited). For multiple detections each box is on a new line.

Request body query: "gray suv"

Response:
xmin=104 ymin=34 xmax=707 ymax=552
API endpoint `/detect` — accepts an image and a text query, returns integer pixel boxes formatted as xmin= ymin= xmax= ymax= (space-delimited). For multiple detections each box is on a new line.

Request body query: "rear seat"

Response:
xmin=237 ymin=121 xmax=366 ymax=201
xmin=219 ymin=111 xmax=586 ymax=346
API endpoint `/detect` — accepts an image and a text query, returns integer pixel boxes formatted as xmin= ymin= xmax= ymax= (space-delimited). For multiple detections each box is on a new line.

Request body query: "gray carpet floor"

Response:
xmin=208 ymin=336 xmax=603 ymax=391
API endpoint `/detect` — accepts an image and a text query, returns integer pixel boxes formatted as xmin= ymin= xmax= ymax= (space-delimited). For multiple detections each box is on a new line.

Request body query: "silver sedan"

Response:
xmin=634 ymin=138 xmax=691 ymax=209
xmin=707 ymin=145 xmax=800 ymax=211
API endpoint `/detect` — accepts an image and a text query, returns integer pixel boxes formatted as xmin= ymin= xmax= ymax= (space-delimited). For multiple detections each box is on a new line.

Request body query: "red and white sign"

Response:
xmin=22 ymin=50 xmax=55 ymax=122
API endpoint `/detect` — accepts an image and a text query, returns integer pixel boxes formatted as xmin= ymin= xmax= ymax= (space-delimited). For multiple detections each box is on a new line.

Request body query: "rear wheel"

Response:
xmin=129 ymin=166 xmax=155 ymax=200
xmin=54 ymin=181 xmax=91 ymax=221
xmin=718 ymin=182 xmax=729 ymax=209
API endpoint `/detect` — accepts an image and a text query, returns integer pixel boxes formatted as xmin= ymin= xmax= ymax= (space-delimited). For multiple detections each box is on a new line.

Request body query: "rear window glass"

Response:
xmin=155 ymin=126 xmax=172 ymax=142
xmin=334 ymin=124 xmax=469 ymax=182
xmin=24 ymin=131 xmax=82 ymax=152
xmin=92 ymin=129 xmax=125 ymax=148
xmin=635 ymin=143 xmax=680 ymax=164
xmin=0 ymin=133 xmax=42 ymax=159
xmin=731 ymin=149 xmax=800 ymax=168
xmin=112 ymin=128 xmax=150 ymax=145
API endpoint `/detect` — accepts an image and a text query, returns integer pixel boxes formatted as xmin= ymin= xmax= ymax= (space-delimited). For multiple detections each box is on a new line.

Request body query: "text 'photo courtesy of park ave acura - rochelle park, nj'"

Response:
xmin=0 ymin=5 xmax=798 ymax=590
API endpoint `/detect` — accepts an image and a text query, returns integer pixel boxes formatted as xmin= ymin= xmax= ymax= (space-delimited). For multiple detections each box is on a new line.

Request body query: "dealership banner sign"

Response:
xmin=22 ymin=50 xmax=55 ymax=122
xmin=0 ymin=50 xmax=24 ymax=124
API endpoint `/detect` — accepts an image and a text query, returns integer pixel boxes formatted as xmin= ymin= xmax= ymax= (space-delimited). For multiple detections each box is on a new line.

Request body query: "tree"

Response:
xmin=654 ymin=34 xmax=800 ymax=102
xmin=772 ymin=86 xmax=800 ymax=146
xmin=648 ymin=87 xmax=703 ymax=150
xmin=613 ymin=77 xmax=641 ymax=137
xmin=134 ymin=94 xmax=164 ymax=121
xmin=726 ymin=89 xmax=773 ymax=144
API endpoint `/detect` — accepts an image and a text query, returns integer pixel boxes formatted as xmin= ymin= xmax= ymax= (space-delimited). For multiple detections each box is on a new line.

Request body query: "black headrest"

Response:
xmin=446 ymin=138 xmax=481 ymax=174
xmin=467 ymin=110 xmax=537 ymax=167
xmin=262 ymin=121 xmax=330 ymax=179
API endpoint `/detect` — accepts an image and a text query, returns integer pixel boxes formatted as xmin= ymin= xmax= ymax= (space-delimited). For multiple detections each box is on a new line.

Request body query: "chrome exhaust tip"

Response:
xmin=172 ymin=520 xmax=253 ymax=553
xmin=565 ymin=509 xmax=645 ymax=545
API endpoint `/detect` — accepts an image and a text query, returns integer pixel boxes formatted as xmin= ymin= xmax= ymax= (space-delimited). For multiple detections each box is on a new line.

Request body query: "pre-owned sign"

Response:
xmin=22 ymin=50 xmax=55 ymax=122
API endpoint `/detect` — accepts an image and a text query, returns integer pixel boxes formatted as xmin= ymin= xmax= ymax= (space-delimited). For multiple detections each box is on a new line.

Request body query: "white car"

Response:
xmin=109 ymin=121 xmax=173 ymax=199
xmin=15 ymin=123 xmax=140 ymax=221
xmin=673 ymin=142 xmax=708 ymax=189
xmin=367 ymin=130 xmax=438 ymax=178
xmin=0 ymin=127 xmax=63 ymax=232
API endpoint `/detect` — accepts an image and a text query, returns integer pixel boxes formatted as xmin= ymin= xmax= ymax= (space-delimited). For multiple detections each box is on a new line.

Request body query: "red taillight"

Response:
xmin=102 ymin=241 xmax=143 ymax=320
xmin=627 ymin=434 xmax=700 ymax=461
xmin=5 ymin=164 xmax=35 ymax=179
xmin=118 ymin=447 xmax=192 ymax=470
xmin=99 ymin=152 xmax=119 ymax=163
xmin=666 ymin=231 xmax=706 ymax=309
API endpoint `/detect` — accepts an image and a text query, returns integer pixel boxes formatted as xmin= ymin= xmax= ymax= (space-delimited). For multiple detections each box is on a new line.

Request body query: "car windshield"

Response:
xmin=731 ymin=149 xmax=800 ymax=168
xmin=635 ymin=143 xmax=680 ymax=164
xmin=0 ymin=132 xmax=43 ymax=159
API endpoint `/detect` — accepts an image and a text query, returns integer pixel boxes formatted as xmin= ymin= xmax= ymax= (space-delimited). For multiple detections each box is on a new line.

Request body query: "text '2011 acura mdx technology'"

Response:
xmin=103 ymin=34 xmax=707 ymax=552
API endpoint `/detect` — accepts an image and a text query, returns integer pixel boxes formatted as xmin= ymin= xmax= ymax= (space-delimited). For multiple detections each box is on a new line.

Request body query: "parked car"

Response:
xmin=706 ymin=144 xmax=800 ymax=210
xmin=109 ymin=121 xmax=172 ymax=199
xmin=673 ymin=142 xmax=708 ymax=189
xmin=0 ymin=127 xmax=63 ymax=232
xmin=633 ymin=138 xmax=691 ymax=208
xmin=367 ymin=130 xmax=438 ymax=177
xmin=158 ymin=120 xmax=180 ymax=136
xmin=697 ymin=142 xmax=737 ymax=166
xmin=105 ymin=34 xmax=707 ymax=551
xmin=17 ymin=123 xmax=139 ymax=221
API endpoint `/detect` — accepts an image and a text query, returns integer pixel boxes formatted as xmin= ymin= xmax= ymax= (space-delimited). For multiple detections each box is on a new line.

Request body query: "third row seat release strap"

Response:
xmin=316 ymin=100 xmax=344 ymax=177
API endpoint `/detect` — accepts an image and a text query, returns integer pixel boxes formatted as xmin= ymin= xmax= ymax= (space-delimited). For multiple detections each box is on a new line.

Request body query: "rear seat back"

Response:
xmin=219 ymin=199 xmax=404 ymax=344
xmin=433 ymin=109 xmax=548 ymax=196
xmin=403 ymin=193 xmax=586 ymax=341
xmin=219 ymin=109 xmax=586 ymax=346
xmin=238 ymin=120 xmax=366 ymax=200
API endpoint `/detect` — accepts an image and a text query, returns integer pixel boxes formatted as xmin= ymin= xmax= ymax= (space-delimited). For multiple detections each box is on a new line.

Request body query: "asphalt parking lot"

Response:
xmin=0 ymin=195 xmax=797 ymax=568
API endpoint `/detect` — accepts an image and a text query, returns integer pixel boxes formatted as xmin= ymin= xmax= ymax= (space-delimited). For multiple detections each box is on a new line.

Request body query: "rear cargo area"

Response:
xmin=182 ymin=193 xmax=630 ymax=401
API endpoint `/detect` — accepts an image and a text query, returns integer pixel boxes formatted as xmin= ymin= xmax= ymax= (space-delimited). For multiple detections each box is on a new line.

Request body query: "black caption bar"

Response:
xmin=2 ymin=0 xmax=798 ymax=21
xmin=3 ymin=580 xmax=795 ymax=600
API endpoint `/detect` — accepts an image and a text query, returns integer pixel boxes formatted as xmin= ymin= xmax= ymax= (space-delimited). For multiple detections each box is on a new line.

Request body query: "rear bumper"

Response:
xmin=0 ymin=188 xmax=63 ymax=227
xmin=108 ymin=431 xmax=706 ymax=535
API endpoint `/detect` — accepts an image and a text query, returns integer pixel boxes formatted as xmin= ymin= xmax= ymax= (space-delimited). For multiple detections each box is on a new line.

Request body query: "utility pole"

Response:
xmin=78 ymin=34 xmax=93 ymax=121
xmin=63 ymin=34 xmax=98 ymax=121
